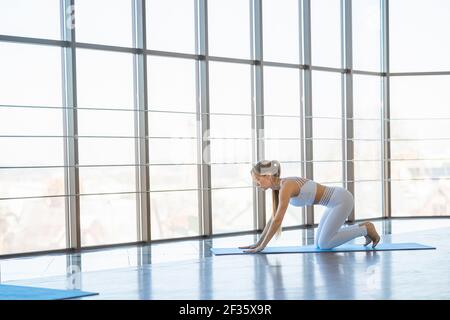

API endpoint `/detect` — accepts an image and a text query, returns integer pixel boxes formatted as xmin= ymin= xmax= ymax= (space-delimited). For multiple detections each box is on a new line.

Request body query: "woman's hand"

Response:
xmin=243 ymin=245 xmax=265 ymax=254
xmin=238 ymin=244 xmax=260 ymax=250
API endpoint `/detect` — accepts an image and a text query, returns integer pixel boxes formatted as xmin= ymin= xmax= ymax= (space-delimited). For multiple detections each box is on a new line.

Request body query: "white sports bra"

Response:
xmin=283 ymin=177 xmax=317 ymax=207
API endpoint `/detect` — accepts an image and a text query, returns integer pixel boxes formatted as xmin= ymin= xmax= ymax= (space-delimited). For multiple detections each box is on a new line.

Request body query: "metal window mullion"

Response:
xmin=132 ymin=0 xmax=151 ymax=242
xmin=251 ymin=0 xmax=265 ymax=232
xmin=298 ymin=0 xmax=306 ymax=226
xmin=381 ymin=0 xmax=391 ymax=219
xmin=196 ymin=0 xmax=212 ymax=236
xmin=61 ymin=0 xmax=80 ymax=250
xmin=342 ymin=0 xmax=355 ymax=222
xmin=301 ymin=0 xmax=314 ymax=226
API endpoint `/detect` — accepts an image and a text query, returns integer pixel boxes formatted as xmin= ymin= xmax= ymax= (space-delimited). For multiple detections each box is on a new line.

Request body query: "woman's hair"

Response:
xmin=251 ymin=160 xmax=282 ymax=238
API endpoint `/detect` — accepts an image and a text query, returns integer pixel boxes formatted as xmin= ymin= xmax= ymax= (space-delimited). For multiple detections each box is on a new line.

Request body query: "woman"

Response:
xmin=240 ymin=160 xmax=380 ymax=253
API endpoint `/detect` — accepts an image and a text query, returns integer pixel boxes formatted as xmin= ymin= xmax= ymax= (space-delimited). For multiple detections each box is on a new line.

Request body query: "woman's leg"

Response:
xmin=314 ymin=207 xmax=332 ymax=248
xmin=317 ymin=189 xmax=368 ymax=249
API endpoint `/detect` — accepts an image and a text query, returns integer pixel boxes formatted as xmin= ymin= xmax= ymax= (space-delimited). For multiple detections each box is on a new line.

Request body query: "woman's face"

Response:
xmin=251 ymin=172 xmax=272 ymax=190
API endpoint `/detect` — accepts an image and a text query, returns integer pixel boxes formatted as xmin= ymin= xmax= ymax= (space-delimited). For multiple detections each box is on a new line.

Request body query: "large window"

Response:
xmin=353 ymin=75 xmax=383 ymax=219
xmin=75 ymin=0 xmax=133 ymax=47
xmin=2 ymin=0 xmax=450 ymax=256
xmin=262 ymin=0 xmax=300 ymax=64
xmin=146 ymin=0 xmax=196 ymax=54
xmin=311 ymin=71 xmax=343 ymax=223
xmin=0 ymin=43 xmax=65 ymax=255
xmin=209 ymin=61 xmax=253 ymax=234
xmin=0 ymin=0 xmax=60 ymax=40
xmin=76 ymin=49 xmax=137 ymax=246
xmin=263 ymin=66 xmax=302 ymax=226
xmin=390 ymin=76 xmax=450 ymax=217
xmin=390 ymin=0 xmax=450 ymax=72
xmin=310 ymin=0 xmax=341 ymax=68
xmin=147 ymin=55 xmax=199 ymax=239
xmin=208 ymin=0 xmax=251 ymax=59
xmin=352 ymin=0 xmax=381 ymax=72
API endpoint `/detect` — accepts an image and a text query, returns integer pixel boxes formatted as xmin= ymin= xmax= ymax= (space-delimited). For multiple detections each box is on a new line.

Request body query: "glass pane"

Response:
xmin=264 ymin=140 xmax=301 ymax=162
xmin=264 ymin=116 xmax=301 ymax=139
xmin=146 ymin=0 xmax=196 ymax=53
xmin=354 ymin=141 xmax=381 ymax=161
xmin=391 ymin=140 xmax=450 ymax=160
xmin=391 ymin=160 xmax=450 ymax=180
xmin=150 ymin=165 xmax=198 ymax=191
xmin=390 ymin=0 xmax=450 ymax=72
xmin=80 ymin=193 xmax=137 ymax=246
xmin=149 ymin=139 xmax=197 ymax=164
xmin=0 ymin=138 xmax=64 ymax=167
xmin=311 ymin=0 xmax=341 ymax=68
xmin=150 ymin=190 xmax=199 ymax=239
xmin=148 ymin=112 xmax=197 ymax=137
xmin=211 ymin=163 xmax=251 ymax=189
xmin=76 ymin=49 xmax=134 ymax=109
xmin=313 ymin=119 xmax=341 ymax=139
xmin=210 ymin=139 xmax=252 ymax=163
xmin=391 ymin=119 xmax=450 ymax=140
xmin=208 ymin=0 xmax=251 ymax=59
xmin=262 ymin=0 xmax=300 ymax=63
xmin=313 ymin=162 xmax=342 ymax=184
xmin=313 ymin=140 xmax=341 ymax=161
xmin=354 ymin=181 xmax=382 ymax=219
xmin=311 ymin=71 xmax=342 ymax=118
xmin=263 ymin=66 xmax=301 ymax=116
xmin=354 ymin=161 xmax=381 ymax=181
xmin=278 ymin=161 xmax=303 ymax=178
xmin=77 ymin=109 xmax=135 ymax=136
xmin=391 ymin=75 xmax=450 ymax=217
xmin=147 ymin=56 xmax=197 ymax=112
xmin=75 ymin=0 xmax=133 ymax=47
xmin=390 ymin=76 xmax=450 ymax=118
xmin=78 ymin=138 xmax=135 ymax=165
xmin=352 ymin=0 xmax=381 ymax=71
xmin=0 ymin=43 xmax=62 ymax=107
xmin=0 ymin=107 xmax=63 ymax=136
xmin=209 ymin=61 xmax=252 ymax=114
xmin=354 ymin=120 xmax=381 ymax=140
xmin=79 ymin=166 xmax=136 ymax=194
xmin=212 ymin=188 xmax=253 ymax=233
xmin=392 ymin=180 xmax=450 ymax=217
xmin=0 ymin=0 xmax=60 ymax=39
xmin=0 ymin=168 xmax=64 ymax=199
xmin=0 ymin=197 xmax=66 ymax=255
xmin=210 ymin=115 xmax=252 ymax=139
xmin=353 ymin=75 xmax=382 ymax=119
xmin=353 ymin=73 xmax=382 ymax=220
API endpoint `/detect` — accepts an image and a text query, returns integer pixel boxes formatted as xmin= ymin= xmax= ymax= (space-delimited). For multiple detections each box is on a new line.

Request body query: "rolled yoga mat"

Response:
xmin=211 ymin=243 xmax=436 ymax=255
xmin=0 ymin=284 xmax=98 ymax=300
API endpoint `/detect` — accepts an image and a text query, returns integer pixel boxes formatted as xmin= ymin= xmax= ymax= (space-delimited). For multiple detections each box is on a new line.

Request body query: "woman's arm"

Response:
xmin=243 ymin=191 xmax=290 ymax=253
xmin=258 ymin=217 xmax=273 ymax=243
xmin=239 ymin=217 xmax=273 ymax=249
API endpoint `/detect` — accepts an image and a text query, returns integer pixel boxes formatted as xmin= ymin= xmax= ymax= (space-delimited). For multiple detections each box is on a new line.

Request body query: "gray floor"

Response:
xmin=1 ymin=218 xmax=449 ymax=300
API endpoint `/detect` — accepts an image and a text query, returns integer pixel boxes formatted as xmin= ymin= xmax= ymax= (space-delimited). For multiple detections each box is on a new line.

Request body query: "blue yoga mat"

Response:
xmin=0 ymin=284 xmax=98 ymax=300
xmin=211 ymin=242 xmax=436 ymax=255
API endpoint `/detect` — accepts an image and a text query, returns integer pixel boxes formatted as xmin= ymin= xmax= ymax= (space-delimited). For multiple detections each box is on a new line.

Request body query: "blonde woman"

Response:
xmin=240 ymin=160 xmax=380 ymax=253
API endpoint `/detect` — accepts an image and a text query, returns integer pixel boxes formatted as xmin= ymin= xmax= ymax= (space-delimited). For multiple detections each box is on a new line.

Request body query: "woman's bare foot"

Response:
xmin=359 ymin=221 xmax=381 ymax=248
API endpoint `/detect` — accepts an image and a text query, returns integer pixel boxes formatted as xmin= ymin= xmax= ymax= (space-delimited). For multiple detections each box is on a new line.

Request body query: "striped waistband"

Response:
xmin=317 ymin=186 xmax=336 ymax=206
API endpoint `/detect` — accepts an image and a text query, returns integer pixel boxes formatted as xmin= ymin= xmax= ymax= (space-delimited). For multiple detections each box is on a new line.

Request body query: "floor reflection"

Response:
xmin=0 ymin=218 xmax=448 ymax=299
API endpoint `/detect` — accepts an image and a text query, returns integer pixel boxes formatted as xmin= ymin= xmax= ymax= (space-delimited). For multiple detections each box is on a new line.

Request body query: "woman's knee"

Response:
xmin=317 ymin=237 xmax=333 ymax=250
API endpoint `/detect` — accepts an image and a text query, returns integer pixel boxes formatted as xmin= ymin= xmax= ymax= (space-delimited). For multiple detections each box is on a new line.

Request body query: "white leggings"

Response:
xmin=315 ymin=187 xmax=368 ymax=249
